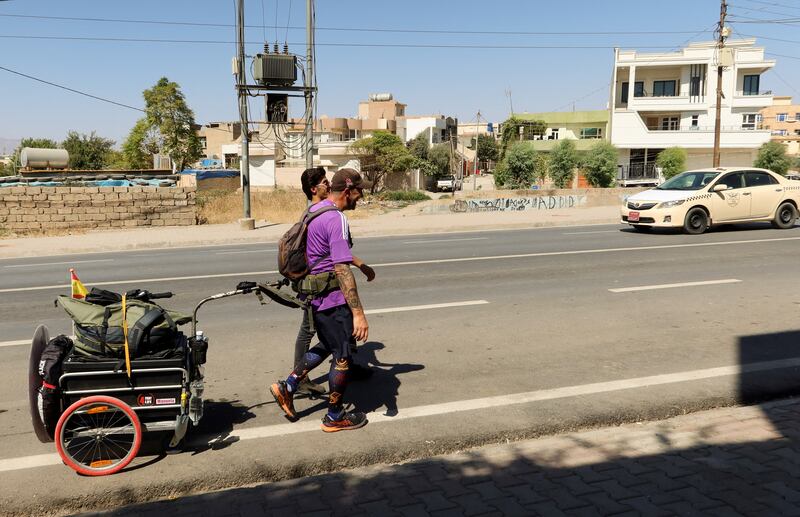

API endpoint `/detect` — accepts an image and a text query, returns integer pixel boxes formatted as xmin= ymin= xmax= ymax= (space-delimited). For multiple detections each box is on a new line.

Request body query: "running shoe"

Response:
xmin=321 ymin=411 xmax=368 ymax=432
xmin=270 ymin=381 xmax=297 ymax=419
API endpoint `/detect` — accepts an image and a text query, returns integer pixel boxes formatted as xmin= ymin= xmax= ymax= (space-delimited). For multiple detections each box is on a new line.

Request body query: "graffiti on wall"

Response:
xmin=451 ymin=195 xmax=587 ymax=213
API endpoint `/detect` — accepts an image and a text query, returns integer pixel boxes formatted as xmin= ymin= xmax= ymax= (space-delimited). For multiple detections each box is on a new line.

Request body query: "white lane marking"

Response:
xmin=0 ymin=271 xmax=274 ymax=294
xmin=0 ymin=339 xmax=30 ymax=348
xmin=4 ymin=355 xmax=800 ymax=472
xmin=3 ymin=259 xmax=113 ymax=269
xmin=402 ymin=237 xmax=488 ymax=244
xmin=0 ymin=303 xmax=486 ymax=348
xmin=562 ymin=230 xmax=621 ymax=235
xmin=366 ymin=300 xmax=488 ymax=315
xmin=609 ymin=279 xmax=742 ymax=293
xmin=4 ymin=235 xmax=800 ymax=294
xmin=216 ymin=249 xmax=276 ymax=255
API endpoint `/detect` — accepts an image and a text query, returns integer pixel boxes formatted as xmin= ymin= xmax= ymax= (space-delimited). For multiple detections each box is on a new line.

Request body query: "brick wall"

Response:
xmin=0 ymin=186 xmax=196 ymax=232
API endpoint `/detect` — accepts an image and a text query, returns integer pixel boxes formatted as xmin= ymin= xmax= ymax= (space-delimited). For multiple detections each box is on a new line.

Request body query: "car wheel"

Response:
xmin=683 ymin=207 xmax=709 ymax=235
xmin=771 ymin=202 xmax=797 ymax=229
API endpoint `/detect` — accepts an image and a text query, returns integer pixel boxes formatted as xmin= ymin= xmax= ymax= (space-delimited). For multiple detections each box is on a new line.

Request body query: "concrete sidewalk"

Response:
xmin=0 ymin=205 xmax=620 ymax=259
xmin=88 ymin=398 xmax=800 ymax=517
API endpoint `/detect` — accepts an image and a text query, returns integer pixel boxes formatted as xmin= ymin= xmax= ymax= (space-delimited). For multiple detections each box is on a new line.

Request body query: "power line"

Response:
xmin=738 ymin=0 xmax=800 ymax=12
xmin=0 ymin=64 xmax=144 ymax=112
xmin=732 ymin=4 xmax=800 ymax=18
xmin=0 ymin=13 xmax=712 ymax=37
xmin=0 ymin=35 xmax=685 ymax=49
xmin=767 ymin=52 xmax=800 ymax=61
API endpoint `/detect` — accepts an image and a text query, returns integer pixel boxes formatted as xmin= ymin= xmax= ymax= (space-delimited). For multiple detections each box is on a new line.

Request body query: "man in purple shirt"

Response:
xmin=270 ymin=168 xmax=371 ymax=432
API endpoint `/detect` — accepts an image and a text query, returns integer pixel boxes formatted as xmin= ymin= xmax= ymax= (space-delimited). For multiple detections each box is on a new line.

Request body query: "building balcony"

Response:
xmin=627 ymin=95 xmax=698 ymax=111
xmin=611 ymin=111 xmax=771 ymax=149
xmin=731 ymin=91 xmax=773 ymax=109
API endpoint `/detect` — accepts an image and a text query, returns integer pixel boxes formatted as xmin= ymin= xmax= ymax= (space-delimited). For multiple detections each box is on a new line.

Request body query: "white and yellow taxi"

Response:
xmin=621 ymin=167 xmax=800 ymax=234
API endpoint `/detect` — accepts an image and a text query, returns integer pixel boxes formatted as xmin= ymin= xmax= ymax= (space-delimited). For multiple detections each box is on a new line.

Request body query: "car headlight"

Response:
xmin=658 ymin=199 xmax=686 ymax=209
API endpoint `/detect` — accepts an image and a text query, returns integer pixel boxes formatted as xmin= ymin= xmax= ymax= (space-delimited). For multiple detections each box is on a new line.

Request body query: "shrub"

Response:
xmin=503 ymin=142 xmax=537 ymax=189
xmin=754 ymin=141 xmax=791 ymax=175
xmin=375 ymin=190 xmax=431 ymax=202
xmin=583 ymin=141 xmax=618 ymax=188
xmin=655 ymin=147 xmax=687 ymax=179
xmin=550 ymin=140 xmax=578 ymax=188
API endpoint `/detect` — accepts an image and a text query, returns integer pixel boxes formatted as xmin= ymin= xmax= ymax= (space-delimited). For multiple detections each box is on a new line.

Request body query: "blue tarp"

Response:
xmin=0 ymin=179 xmax=176 ymax=188
xmin=181 ymin=169 xmax=239 ymax=181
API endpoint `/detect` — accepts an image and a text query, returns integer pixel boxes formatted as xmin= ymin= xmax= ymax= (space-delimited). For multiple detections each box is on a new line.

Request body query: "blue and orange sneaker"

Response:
xmin=321 ymin=411 xmax=367 ymax=432
xmin=270 ymin=381 xmax=297 ymax=419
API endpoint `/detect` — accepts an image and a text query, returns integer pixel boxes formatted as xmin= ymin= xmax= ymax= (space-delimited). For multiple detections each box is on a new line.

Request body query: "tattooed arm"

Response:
xmin=335 ymin=263 xmax=369 ymax=341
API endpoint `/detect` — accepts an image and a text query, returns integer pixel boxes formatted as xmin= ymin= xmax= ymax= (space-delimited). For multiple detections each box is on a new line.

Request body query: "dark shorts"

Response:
xmin=312 ymin=304 xmax=355 ymax=361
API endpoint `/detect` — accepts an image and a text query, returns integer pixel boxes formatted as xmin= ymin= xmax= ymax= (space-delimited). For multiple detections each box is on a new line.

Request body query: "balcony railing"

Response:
xmin=618 ymin=163 xmax=658 ymax=180
xmin=645 ymin=125 xmax=763 ymax=132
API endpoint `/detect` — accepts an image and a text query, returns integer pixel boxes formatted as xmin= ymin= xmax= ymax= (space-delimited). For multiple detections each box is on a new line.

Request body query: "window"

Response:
xmin=773 ymin=129 xmax=788 ymax=136
xmin=691 ymin=115 xmax=699 ymax=129
xmin=796 ymin=113 xmax=800 ymax=121
xmin=690 ymin=76 xmax=701 ymax=97
xmin=777 ymin=113 xmax=788 ymax=122
xmin=653 ymin=80 xmax=677 ymax=97
xmin=634 ymin=81 xmax=645 ymax=98
xmin=621 ymin=82 xmax=629 ymax=103
xmin=742 ymin=114 xmax=757 ymax=130
xmin=579 ymin=128 xmax=602 ymax=139
xmin=717 ymin=172 xmax=745 ymax=190
xmin=199 ymin=136 xmax=207 ymax=149
xmin=660 ymin=117 xmax=679 ymax=130
xmin=743 ymin=75 xmax=760 ymax=96
xmin=745 ymin=171 xmax=778 ymax=187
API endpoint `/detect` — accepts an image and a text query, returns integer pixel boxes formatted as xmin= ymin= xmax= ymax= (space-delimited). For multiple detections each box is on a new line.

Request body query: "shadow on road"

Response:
xmin=186 ymin=399 xmax=256 ymax=454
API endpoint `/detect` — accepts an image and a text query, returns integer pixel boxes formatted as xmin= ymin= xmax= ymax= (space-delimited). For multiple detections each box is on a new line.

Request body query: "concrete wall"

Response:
xmin=0 ymin=186 xmax=196 ymax=232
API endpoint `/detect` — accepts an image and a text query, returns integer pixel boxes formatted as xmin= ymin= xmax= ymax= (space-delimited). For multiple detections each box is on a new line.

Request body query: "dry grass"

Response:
xmin=0 ymin=226 xmax=89 ymax=239
xmin=197 ymin=188 xmax=308 ymax=225
xmin=197 ymin=188 xmax=391 ymax=224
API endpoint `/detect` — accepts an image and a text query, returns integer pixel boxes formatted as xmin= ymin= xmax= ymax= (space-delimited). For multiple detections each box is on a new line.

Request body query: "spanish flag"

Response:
xmin=70 ymin=268 xmax=88 ymax=299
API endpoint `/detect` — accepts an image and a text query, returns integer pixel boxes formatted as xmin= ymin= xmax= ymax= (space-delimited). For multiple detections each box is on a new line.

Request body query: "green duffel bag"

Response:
xmin=57 ymin=296 xmax=192 ymax=360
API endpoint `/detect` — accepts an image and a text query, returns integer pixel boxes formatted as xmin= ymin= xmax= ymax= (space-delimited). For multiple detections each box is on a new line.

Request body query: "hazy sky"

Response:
xmin=1 ymin=0 xmax=798 ymax=147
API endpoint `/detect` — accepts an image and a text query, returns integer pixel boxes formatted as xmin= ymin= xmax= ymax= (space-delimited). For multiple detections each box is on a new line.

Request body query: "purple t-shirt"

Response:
xmin=306 ymin=200 xmax=353 ymax=310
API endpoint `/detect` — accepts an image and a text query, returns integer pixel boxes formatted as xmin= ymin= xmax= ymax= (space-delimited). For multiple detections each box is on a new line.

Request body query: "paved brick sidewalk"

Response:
xmin=88 ymin=398 xmax=800 ymax=516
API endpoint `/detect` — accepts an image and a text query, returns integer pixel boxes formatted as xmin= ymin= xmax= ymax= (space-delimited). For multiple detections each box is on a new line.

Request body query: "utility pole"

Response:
xmin=473 ymin=110 xmax=481 ymax=191
xmin=304 ymin=0 xmax=315 ymax=169
xmin=236 ymin=0 xmax=254 ymax=230
xmin=712 ymin=0 xmax=728 ymax=168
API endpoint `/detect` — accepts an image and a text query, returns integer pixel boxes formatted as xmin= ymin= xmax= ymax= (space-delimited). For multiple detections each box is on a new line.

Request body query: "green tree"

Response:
xmin=61 ymin=131 xmax=115 ymax=170
xmin=426 ymin=143 xmax=451 ymax=179
xmin=655 ymin=147 xmax=687 ymax=179
xmin=754 ymin=141 xmax=791 ymax=175
xmin=349 ymin=130 xmax=416 ymax=191
xmin=408 ymin=132 xmax=429 ymax=161
xmin=12 ymin=137 xmax=58 ymax=170
xmin=550 ymin=140 xmax=578 ymax=188
xmin=477 ymin=134 xmax=499 ymax=163
xmin=142 ymin=77 xmax=202 ymax=172
xmin=496 ymin=142 xmax=536 ymax=189
xmin=104 ymin=150 xmax=129 ymax=170
xmin=583 ymin=141 xmax=618 ymax=188
xmin=533 ymin=153 xmax=549 ymax=185
xmin=122 ymin=118 xmax=160 ymax=169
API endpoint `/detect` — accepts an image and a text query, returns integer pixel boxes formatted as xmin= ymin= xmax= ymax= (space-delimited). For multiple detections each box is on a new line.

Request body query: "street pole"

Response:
xmin=712 ymin=0 xmax=728 ymax=168
xmin=304 ymin=0 xmax=314 ymax=169
xmin=236 ymin=0 xmax=254 ymax=230
xmin=473 ymin=110 xmax=480 ymax=191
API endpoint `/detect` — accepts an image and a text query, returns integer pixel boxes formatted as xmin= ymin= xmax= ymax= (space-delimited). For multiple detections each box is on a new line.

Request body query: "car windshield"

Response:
xmin=656 ymin=171 xmax=720 ymax=190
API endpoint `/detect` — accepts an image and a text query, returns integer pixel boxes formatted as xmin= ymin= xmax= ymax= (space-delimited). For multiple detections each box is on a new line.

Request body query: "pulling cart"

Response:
xmin=28 ymin=280 xmax=298 ymax=476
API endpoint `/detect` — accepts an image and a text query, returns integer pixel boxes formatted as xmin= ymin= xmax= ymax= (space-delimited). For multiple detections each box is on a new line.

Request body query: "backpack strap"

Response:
xmin=127 ymin=308 xmax=170 ymax=360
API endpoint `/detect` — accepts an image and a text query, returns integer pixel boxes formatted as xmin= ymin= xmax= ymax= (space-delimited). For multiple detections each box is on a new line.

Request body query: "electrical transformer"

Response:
xmin=253 ymin=53 xmax=298 ymax=87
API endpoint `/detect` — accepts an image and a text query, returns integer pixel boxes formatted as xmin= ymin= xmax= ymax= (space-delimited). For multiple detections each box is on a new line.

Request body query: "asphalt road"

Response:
xmin=2 ymin=221 xmax=800 ymax=514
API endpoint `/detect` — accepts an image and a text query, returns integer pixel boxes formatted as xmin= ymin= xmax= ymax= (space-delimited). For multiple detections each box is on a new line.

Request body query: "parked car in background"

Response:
xmin=436 ymin=175 xmax=459 ymax=192
xmin=621 ymin=167 xmax=800 ymax=234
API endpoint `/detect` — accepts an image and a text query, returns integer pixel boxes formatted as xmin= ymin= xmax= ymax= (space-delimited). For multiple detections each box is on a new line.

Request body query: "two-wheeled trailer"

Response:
xmin=27 ymin=283 xmax=283 ymax=476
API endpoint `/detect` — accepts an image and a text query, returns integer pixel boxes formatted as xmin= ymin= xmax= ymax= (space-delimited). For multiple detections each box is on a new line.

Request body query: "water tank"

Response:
xmin=368 ymin=93 xmax=393 ymax=102
xmin=20 ymin=148 xmax=69 ymax=169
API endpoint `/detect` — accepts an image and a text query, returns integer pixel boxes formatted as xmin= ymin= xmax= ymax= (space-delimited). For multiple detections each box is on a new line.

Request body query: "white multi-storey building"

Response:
xmin=609 ymin=39 xmax=774 ymax=184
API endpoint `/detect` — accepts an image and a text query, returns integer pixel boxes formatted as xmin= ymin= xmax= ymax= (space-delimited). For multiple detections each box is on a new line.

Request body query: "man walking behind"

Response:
xmin=293 ymin=167 xmax=374 ymax=396
xmin=271 ymin=168 xmax=371 ymax=432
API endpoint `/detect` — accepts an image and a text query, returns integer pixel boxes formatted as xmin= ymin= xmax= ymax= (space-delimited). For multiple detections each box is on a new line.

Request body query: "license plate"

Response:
xmin=628 ymin=211 xmax=640 ymax=222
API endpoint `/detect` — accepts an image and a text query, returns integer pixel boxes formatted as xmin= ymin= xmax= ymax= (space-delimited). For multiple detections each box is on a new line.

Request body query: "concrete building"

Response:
xmin=609 ymin=39 xmax=774 ymax=184
xmin=760 ymin=96 xmax=800 ymax=157
xmin=513 ymin=111 xmax=610 ymax=152
xmin=196 ymin=93 xmax=456 ymax=188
